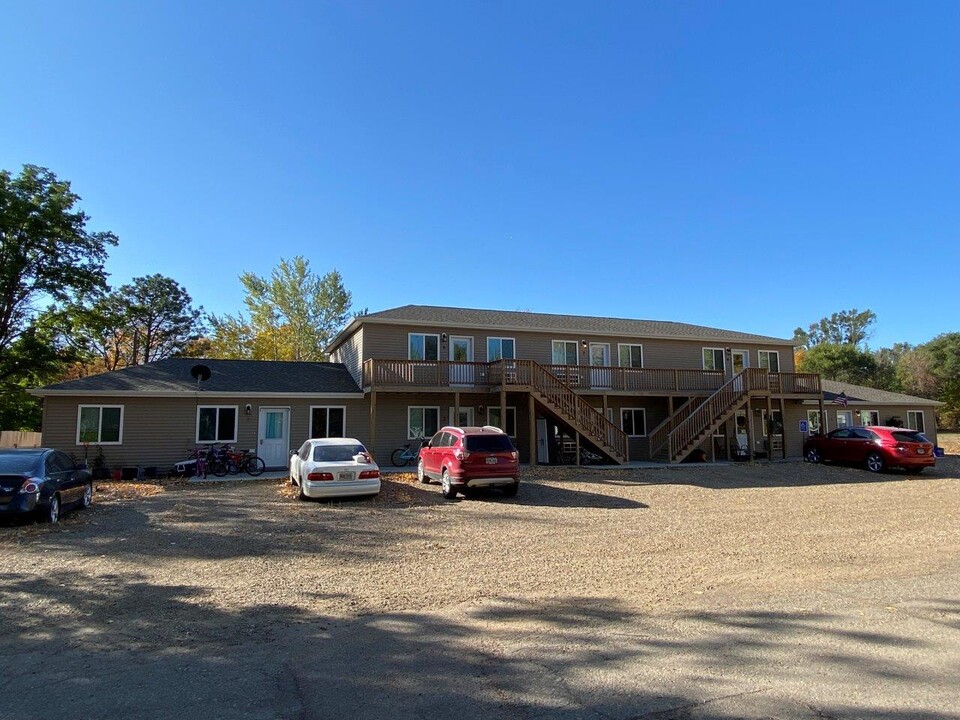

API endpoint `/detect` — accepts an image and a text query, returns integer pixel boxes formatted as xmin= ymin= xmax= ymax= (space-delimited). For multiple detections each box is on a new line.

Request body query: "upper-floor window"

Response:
xmin=197 ymin=406 xmax=237 ymax=443
xmin=487 ymin=337 xmax=516 ymax=361
xmin=552 ymin=340 xmax=579 ymax=365
xmin=409 ymin=333 xmax=440 ymax=361
xmin=77 ymin=405 xmax=124 ymax=445
xmin=618 ymin=344 xmax=643 ymax=368
xmin=907 ymin=411 xmax=925 ymax=433
xmin=311 ymin=406 xmax=345 ymax=438
xmin=702 ymin=348 xmax=725 ymax=371
xmin=758 ymin=351 xmax=780 ymax=373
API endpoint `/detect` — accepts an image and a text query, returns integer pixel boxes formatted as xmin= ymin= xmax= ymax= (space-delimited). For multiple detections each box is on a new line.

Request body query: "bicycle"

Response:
xmin=391 ymin=439 xmax=425 ymax=467
xmin=213 ymin=445 xmax=266 ymax=477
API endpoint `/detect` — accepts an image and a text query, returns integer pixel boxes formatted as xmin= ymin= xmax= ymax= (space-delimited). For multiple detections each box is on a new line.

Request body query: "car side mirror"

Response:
xmin=77 ymin=469 xmax=91 ymax=481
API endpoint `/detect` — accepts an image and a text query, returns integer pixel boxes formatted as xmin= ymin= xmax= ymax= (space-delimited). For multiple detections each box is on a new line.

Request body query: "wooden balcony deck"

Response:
xmin=362 ymin=359 xmax=821 ymax=397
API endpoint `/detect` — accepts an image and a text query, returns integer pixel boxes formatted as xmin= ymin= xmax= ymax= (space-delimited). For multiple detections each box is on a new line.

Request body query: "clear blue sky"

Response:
xmin=2 ymin=1 xmax=957 ymax=349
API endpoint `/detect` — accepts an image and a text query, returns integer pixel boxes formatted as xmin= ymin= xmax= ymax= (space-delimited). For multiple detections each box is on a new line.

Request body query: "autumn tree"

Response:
xmin=793 ymin=309 xmax=877 ymax=349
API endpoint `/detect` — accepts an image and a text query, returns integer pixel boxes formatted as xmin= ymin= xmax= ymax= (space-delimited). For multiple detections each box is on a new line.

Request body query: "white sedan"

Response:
xmin=289 ymin=438 xmax=381 ymax=500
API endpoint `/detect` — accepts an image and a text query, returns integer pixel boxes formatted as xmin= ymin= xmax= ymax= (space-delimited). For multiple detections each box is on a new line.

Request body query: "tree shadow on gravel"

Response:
xmin=0 ymin=575 xmax=956 ymax=720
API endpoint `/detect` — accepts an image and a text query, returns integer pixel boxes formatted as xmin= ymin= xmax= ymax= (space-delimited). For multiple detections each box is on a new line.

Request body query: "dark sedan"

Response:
xmin=803 ymin=426 xmax=935 ymax=474
xmin=0 ymin=448 xmax=93 ymax=524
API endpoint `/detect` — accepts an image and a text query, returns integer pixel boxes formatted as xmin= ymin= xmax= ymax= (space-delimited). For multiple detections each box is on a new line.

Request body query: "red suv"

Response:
xmin=803 ymin=426 xmax=935 ymax=474
xmin=417 ymin=426 xmax=520 ymax=499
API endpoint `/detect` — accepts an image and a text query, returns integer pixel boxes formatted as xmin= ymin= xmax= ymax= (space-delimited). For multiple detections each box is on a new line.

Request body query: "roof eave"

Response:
xmin=30 ymin=390 xmax=364 ymax=398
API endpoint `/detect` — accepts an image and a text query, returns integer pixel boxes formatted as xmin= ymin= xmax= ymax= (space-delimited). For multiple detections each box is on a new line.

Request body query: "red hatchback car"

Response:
xmin=417 ymin=426 xmax=520 ymax=499
xmin=803 ymin=426 xmax=935 ymax=474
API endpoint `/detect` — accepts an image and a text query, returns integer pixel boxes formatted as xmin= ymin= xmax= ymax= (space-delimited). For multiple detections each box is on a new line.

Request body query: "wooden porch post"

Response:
xmin=454 ymin=391 xmax=460 ymax=425
xmin=818 ymin=396 xmax=827 ymax=433
xmin=575 ymin=431 xmax=581 ymax=466
xmin=765 ymin=395 xmax=773 ymax=463
xmin=369 ymin=391 xmax=377 ymax=462
xmin=668 ymin=396 xmax=674 ymax=418
xmin=779 ymin=397 xmax=787 ymax=460
xmin=745 ymin=399 xmax=754 ymax=462
xmin=500 ymin=388 xmax=507 ymax=433
xmin=528 ymin=393 xmax=536 ymax=466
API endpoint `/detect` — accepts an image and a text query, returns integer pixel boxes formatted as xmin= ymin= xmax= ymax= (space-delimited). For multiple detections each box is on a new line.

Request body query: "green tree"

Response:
xmin=907 ymin=333 xmax=960 ymax=427
xmin=0 ymin=165 xmax=118 ymax=428
xmin=793 ymin=309 xmax=877 ymax=349
xmin=798 ymin=343 xmax=879 ymax=386
xmin=209 ymin=257 xmax=352 ymax=361
xmin=872 ymin=342 xmax=913 ymax=392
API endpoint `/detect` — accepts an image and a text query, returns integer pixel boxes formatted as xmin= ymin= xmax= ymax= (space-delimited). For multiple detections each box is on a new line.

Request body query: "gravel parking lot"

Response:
xmin=2 ymin=457 xmax=959 ymax=719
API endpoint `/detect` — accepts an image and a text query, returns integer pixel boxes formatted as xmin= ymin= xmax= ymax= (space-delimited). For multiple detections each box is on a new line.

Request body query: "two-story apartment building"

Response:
xmin=33 ymin=305 xmax=940 ymax=470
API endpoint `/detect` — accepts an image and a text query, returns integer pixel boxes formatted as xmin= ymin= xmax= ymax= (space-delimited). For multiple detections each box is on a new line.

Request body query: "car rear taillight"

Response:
xmin=455 ymin=449 xmax=471 ymax=461
xmin=510 ymin=451 xmax=518 ymax=461
xmin=307 ymin=471 xmax=334 ymax=481
xmin=895 ymin=445 xmax=908 ymax=455
xmin=19 ymin=478 xmax=41 ymax=494
xmin=358 ymin=470 xmax=380 ymax=479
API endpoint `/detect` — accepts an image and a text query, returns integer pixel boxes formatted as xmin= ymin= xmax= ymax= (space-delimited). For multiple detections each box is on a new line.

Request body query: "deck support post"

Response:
xmin=528 ymin=394 xmax=536 ymax=466
xmin=369 ymin=391 xmax=377 ymax=462
xmin=745 ymin=399 xmax=754 ymax=462
xmin=499 ymin=388 xmax=507 ymax=432
xmin=766 ymin=395 xmax=773 ymax=463
xmin=575 ymin=431 xmax=581 ymax=466
xmin=818 ymin=396 xmax=827 ymax=433
xmin=454 ymin=391 xmax=460 ymax=425
xmin=779 ymin=397 xmax=787 ymax=459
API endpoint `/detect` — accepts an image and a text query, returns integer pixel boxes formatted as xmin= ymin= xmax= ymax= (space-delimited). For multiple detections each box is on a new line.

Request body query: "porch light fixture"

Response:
xmin=441 ymin=333 xmax=448 ymax=342
xmin=581 ymin=339 xmax=588 ymax=348
xmin=244 ymin=404 xmax=252 ymax=416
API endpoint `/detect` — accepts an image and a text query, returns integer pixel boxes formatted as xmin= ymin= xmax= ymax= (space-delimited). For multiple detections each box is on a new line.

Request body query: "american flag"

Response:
xmin=832 ymin=391 xmax=848 ymax=407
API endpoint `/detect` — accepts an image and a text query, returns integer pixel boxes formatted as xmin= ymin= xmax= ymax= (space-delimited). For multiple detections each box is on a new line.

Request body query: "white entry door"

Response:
xmin=449 ymin=407 xmax=475 ymax=426
xmin=836 ymin=410 xmax=853 ymax=429
xmin=589 ymin=342 xmax=611 ymax=388
xmin=258 ymin=407 xmax=290 ymax=468
xmin=449 ymin=336 xmax=474 ymax=385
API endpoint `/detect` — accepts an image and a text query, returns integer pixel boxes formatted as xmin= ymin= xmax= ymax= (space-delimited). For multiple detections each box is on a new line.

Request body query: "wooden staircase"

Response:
xmin=665 ymin=368 xmax=772 ymax=463
xmin=495 ymin=359 xmax=629 ymax=464
xmin=647 ymin=397 xmax=699 ymax=462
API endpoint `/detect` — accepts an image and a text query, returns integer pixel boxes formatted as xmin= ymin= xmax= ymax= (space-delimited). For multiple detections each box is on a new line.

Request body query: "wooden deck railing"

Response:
xmin=492 ymin=360 xmax=629 ymax=462
xmin=363 ymin=359 xmax=495 ymax=388
xmin=647 ymin=398 xmax=697 ymax=460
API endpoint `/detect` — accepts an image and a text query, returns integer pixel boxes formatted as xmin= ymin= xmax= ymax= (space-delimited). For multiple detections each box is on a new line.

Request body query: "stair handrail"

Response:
xmin=667 ymin=369 xmax=763 ymax=461
xmin=647 ymin=397 xmax=698 ymax=459
xmin=497 ymin=359 xmax=629 ymax=462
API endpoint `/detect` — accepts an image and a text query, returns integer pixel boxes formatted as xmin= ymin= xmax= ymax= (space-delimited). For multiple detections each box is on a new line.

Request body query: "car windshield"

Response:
xmin=313 ymin=444 xmax=367 ymax=462
xmin=891 ymin=431 xmax=930 ymax=444
xmin=0 ymin=453 xmax=43 ymax=474
xmin=465 ymin=435 xmax=514 ymax=452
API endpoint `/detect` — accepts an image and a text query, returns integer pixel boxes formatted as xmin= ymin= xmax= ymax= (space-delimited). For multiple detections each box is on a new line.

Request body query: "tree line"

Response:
xmin=2 ymin=164 xmax=958 ymax=432
xmin=0 ymin=165 xmax=353 ymax=430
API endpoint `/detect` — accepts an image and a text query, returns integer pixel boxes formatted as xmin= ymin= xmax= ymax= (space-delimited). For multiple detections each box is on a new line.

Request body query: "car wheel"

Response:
xmin=80 ymin=482 xmax=93 ymax=509
xmin=502 ymin=481 xmax=519 ymax=498
xmin=440 ymin=469 xmax=457 ymax=499
xmin=297 ymin=472 xmax=308 ymax=500
xmin=45 ymin=494 xmax=61 ymax=524
xmin=290 ymin=473 xmax=297 ymax=486
xmin=417 ymin=460 xmax=429 ymax=484
xmin=805 ymin=447 xmax=822 ymax=463
xmin=866 ymin=452 xmax=885 ymax=473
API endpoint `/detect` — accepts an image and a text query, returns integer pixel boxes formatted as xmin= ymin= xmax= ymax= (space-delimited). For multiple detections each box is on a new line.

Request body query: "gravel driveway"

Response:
xmin=2 ymin=459 xmax=959 ymax=719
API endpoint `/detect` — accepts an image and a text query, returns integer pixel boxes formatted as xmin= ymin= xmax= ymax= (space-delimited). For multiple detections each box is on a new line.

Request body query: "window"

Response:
xmin=488 ymin=406 xmax=517 ymax=437
xmin=860 ymin=410 xmax=879 ymax=426
xmin=702 ymin=348 xmax=725 ymax=371
xmin=408 ymin=407 xmax=440 ymax=439
xmin=618 ymin=344 xmax=643 ymax=368
xmin=807 ymin=410 xmax=821 ymax=434
xmin=77 ymin=405 xmax=124 ymax=444
xmin=552 ymin=340 xmax=579 ymax=365
xmin=311 ymin=406 xmax=345 ymax=438
xmin=907 ymin=411 xmax=925 ymax=433
xmin=836 ymin=411 xmax=852 ymax=428
xmin=621 ymin=408 xmax=647 ymax=437
xmin=449 ymin=407 xmax=475 ymax=426
xmin=408 ymin=333 xmax=440 ymax=361
xmin=487 ymin=337 xmax=516 ymax=361
xmin=196 ymin=406 xmax=237 ymax=443
xmin=758 ymin=351 xmax=780 ymax=373
xmin=760 ymin=409 xmax=784 ymax=435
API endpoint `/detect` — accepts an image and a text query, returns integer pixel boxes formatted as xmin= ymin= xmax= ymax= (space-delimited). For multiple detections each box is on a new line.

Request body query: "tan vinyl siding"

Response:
xmin=360 ymin=323 xmax=796 ymax=372
xmin=331 ymin=328 xmax=363 ymax=386
xmin=40 ymin=396 xmax=368 ymax=471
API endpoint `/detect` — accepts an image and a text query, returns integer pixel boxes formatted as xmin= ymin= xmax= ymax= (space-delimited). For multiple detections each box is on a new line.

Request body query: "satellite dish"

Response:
xmin=190 ymin=364 xmax=212 ymax=384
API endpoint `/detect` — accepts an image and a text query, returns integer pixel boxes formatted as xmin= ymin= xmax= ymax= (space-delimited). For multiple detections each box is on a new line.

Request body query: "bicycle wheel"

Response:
xmin=245 ymin=456 xmax=266 ymax=476
xmin=227 ymin=459 xmax=240 ymax=475
xmin=209 ymin=458 xmax=228 ymax=477
xmin=390 ymin=448 xmax=407 ymax=467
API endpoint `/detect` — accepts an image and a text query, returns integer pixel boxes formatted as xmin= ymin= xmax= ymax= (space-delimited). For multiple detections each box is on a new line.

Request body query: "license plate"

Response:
xmin=338 ymin=472 xmax=354 ymax=481
xmin=917 ymin=448 xmax=925 ymax=455
xmin=485 ymin=457 xmax=498 ymax=464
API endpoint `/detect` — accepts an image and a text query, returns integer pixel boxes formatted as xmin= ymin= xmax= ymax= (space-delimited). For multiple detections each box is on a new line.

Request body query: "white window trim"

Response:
xmin=731 ymin=349 xmax=749 ymax=370
xmin=486 ymin=336 xmax=516 ymax=361
xmin=408 ymin=332 xmax=441 ymax=361
xmin=617 ymin=343 xmax=644 ymax=368
xmin=196 ymin=405 xmax=239 ymax=444
xmin=309 ymin=405 xmax=347 ymax=438
xmin=407 ymin=406 xmax=441 ymax=440
xmin=702 ymin=347 xmax=725 ymax=371
xmin=759 ymin=408 xmax=784 ymax=436
xmin=907 ymin=410 xmax=925 ymax=432
xmin=76 ymin=404 xmax=125 ymax=445
xmin=448 ymin=335 xmax=475 ymax=361
xmin=807 ymin=409 xmax=822 ymax=434
xmin=859 ymin=409 xmax=879 ymax=427
xmin=836 ymin=410 xmax=853 ymax=429
xmin=621 ymin=407 xmax=647 ymax=437
xmin=552 ymin=339 xmax=580 ymax=365
xmin=759 ymin=350 xmax=780 ymax=373
xmin=487 ymin=406 xmax=517 ymax=437
xmin=588 ymin=342 xmax=611 ymax=366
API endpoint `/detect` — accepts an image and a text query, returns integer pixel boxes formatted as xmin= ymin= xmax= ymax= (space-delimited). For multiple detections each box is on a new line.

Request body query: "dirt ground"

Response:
xmin=2 ymin=457 xmax=959 ymax=719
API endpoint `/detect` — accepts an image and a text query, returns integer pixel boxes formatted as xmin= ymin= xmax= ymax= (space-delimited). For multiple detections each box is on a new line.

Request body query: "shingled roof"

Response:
xmin=33 ymin=358 xmax=362 ymax=395
xmin=821 ymin=380 xmax=942 ymax=406
xmin=330 ymin=304 xmax=793 ymax=350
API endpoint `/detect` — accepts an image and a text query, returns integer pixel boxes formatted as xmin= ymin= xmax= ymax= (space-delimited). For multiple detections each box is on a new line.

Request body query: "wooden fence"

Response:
xmin=0 ymin=431 xmax=43 ymax=448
